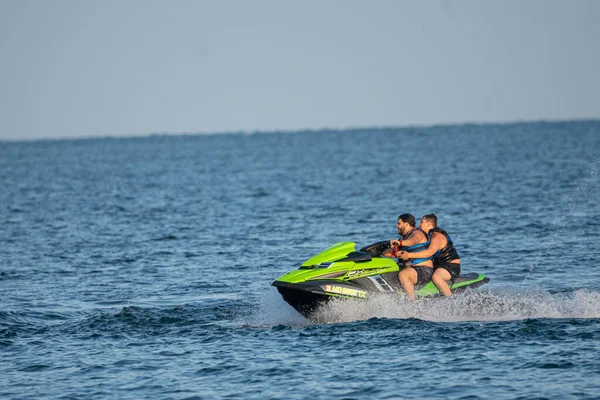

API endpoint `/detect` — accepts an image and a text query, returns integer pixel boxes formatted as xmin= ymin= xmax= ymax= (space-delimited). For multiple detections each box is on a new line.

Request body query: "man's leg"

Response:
xmin=432 ymin=268 xmax=452 ymax=297
xmin=399 ymin=268 xmax=418 ymax=301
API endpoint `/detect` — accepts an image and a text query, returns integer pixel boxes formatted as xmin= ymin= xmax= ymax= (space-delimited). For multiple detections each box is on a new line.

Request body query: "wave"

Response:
xmin=257 ymin=287 xmax=600 ymax=325
xmin=4 ymin=287 xmax=600 ymax=341
xmin=0 ymin=298 xmax=238 ymax=342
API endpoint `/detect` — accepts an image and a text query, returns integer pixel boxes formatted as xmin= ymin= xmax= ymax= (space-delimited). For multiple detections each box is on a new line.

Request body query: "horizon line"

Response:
xmin=1 ymin=116 xmax=599 ymax=143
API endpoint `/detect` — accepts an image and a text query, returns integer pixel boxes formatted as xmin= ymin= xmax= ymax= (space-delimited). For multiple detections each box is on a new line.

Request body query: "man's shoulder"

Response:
xmin=431 ymin=230 xmax=445 ymax=239
xmin=409 ymin=229 xmax=427 ymax=240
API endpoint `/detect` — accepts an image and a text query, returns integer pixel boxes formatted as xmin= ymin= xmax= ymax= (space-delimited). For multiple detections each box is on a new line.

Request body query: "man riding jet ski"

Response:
xmin=272 ymin=215 xmax=489 ymax=320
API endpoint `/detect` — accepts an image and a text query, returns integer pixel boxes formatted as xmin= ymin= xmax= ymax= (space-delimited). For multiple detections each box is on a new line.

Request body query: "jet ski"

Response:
xmin=272 ymin=241 xmax=490 ymax=320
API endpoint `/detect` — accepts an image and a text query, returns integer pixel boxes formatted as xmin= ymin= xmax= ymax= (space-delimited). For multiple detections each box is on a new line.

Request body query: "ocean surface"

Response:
xmin=1 ymin=121 xmax=600 ymax=399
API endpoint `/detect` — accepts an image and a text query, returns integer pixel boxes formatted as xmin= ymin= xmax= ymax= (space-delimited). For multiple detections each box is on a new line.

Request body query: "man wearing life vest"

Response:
xmin=385 ymin=214 xmax=434 ymax=301
xmin=397 ymin=214 xmax=461 ymax=297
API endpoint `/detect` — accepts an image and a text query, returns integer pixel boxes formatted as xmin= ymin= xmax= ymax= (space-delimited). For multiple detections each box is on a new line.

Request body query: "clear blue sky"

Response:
xmin=1 ymin=0 xmax=599 ymax=140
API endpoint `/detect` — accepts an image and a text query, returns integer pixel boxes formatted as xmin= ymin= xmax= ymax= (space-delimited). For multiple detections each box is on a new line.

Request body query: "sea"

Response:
xmin=1 ymin=120 xmax=600 ymax=399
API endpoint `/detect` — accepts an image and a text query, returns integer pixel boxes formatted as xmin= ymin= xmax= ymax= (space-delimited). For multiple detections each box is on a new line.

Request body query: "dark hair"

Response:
xmin=398 ymin=213 xmax=416 ymax=227
xmin=422 ymin=213 xmax=437 ymax=227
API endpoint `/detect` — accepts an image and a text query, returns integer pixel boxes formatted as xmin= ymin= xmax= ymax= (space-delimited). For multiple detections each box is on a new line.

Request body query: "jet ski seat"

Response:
xmin=451 ymin=273 xmax=480 ymax=284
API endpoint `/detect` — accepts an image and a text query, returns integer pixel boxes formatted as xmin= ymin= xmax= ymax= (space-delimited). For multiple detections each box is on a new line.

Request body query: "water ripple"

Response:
xmin=1 ymin=122 xmax=600 ymax=399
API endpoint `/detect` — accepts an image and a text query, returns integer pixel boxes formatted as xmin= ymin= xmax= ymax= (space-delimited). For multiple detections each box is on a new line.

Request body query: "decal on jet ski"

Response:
xmin=346 ymin=269 xmax=388 ymax=279
xmin=324 ymin=285 xmax=367 ymax=298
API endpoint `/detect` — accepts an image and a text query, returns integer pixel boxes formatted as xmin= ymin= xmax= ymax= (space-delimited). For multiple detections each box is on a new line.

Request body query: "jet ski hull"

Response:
xmin=273 ymin=282 xmax=332 ymax=319
xmin=273 ymin=273 xmax=490 ymax=320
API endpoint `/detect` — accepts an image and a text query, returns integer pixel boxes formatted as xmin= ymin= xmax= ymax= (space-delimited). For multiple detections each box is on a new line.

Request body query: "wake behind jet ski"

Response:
xmin=272 ymin=240 xmax=490 ymax=320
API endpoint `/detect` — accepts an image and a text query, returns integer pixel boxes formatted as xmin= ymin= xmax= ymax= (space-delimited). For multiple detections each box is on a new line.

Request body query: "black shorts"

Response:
xmin=434 ymin=262 xmax=461 ymax=279
xmin=411 ymin=266 xmax=434 ymax=286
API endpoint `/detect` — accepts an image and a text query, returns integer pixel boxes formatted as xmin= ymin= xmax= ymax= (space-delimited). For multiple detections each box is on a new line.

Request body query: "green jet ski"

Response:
xmin=272 ymin=241 xmax=490 ymax=320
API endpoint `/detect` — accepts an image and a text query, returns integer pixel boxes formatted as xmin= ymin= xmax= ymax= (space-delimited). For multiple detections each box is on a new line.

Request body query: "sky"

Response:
xmin=1 ymin=0 xmax=599 ymax=140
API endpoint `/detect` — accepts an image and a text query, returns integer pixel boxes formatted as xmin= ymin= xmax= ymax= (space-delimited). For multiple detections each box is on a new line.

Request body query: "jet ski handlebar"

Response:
xmin=359 ymin=240 xmax=391 ymax=257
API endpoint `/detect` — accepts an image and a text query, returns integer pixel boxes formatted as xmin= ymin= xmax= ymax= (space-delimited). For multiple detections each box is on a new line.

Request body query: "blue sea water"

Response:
xmin=1 ymin=121 xmax=600 ymax=399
